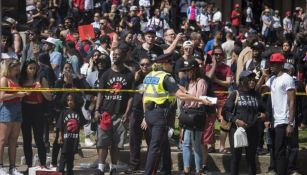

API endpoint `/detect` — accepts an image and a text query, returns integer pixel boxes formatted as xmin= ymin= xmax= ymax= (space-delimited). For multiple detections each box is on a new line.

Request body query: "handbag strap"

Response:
xmin=232 ymin=90 xmax=240 ymax=115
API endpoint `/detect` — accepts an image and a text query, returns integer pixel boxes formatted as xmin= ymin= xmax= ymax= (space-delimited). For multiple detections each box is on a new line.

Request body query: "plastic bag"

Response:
xmin=234 ymin=127 xmax=248 ymax=148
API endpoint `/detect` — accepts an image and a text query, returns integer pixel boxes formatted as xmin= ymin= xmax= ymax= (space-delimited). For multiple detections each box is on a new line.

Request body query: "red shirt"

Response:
xmin=231 ymin=10 xmax=240 ymax=26
xmin=72 ymin=0 xmax=85 ymax=11
xmin=205 ymin=63 xmax=232 ymax=100
xmin=2 ymin=79 xmax=21 ymax=103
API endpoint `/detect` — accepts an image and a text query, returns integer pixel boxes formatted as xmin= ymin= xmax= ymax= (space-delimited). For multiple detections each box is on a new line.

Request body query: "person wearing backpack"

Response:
xmin=147 ymin=8 xmax=170 ymax=38
xmin=222 ymin=71 xmax=266 ymax=175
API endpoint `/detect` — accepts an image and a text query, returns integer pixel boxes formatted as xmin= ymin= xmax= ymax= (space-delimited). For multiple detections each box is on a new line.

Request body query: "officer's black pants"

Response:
xmin=144 ymin=107 xmax=171 ymax=175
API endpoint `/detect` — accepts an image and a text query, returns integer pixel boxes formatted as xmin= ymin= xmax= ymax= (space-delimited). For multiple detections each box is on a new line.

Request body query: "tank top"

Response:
xmin=23 ymin=82 xmax=44 ymax=103
xmin=2 ymin=79 xmax=21 ymax=103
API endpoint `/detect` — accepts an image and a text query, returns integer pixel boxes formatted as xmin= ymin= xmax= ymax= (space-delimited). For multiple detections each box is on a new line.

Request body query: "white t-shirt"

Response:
xmin=246 ymin=7 xmax=253 ymax=23
xmin=272 ymin=16 xmax=281 ymax=29
xmin=221 ymin=40 xmax=235 ymax=66
xmin=265 ymin=73 xmax=295 ymax=127
xmin=213 ymin=11 xmax=222 ymax=23
xmin=198 ymin=13 xmax=210 ymax=31
xmin=283 ymin=17 xmax=293 ymax=34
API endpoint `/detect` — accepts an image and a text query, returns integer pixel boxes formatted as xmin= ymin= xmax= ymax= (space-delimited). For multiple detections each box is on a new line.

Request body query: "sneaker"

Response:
xmin=266 ymin=170 xmax=277 ymax=175
xmin=0 ymin=168 xmax=9 ymax=175
xmin=202 ymin=165 xmax=209 ymax=174
xmin=9 ymin=168 xmax=23 ymax=175
xmin=289 ymin=170 xmax=302 ymax=175
xmin=110 ymin=168 xmax=117 ymax=175
xmin=124 ymin=167 xmax=138 ymax=174
xmin=84 ymin=138 xmax=95 ymax=147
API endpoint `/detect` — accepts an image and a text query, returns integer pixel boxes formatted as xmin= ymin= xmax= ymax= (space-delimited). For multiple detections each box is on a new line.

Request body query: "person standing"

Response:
xmin=223 ymin=71 xmax=266 ymax=175
xmin=205 ymin=46 xmax=233 ymax=153
xmin=265 ymin=53 xmax=296 ymax=175
xmin=143 ymin=53 xmax=210 ymax=175
xmin=180 ymin=59 xmax=211 ymax=175
xmin=19 ymin=60 xmax=52 ymax=170
xmin=0 ymin=60 xmax=27 ymax=175
xmin=231 ymin=4 xmax=241 ymax=35
xmin=125 ymin=58 xmax=152 ymax=174
xmin=283 ymin=11 xmax=293 ymax=43
xmin=94 ymin=48 xmax=134 ymax=175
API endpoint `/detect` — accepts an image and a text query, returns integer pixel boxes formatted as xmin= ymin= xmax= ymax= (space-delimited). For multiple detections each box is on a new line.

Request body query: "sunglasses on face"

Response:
xmin=214 ymin=53 xmax=223 ymax=56
xmin=140 ymin=63 xmax=151 ymax=67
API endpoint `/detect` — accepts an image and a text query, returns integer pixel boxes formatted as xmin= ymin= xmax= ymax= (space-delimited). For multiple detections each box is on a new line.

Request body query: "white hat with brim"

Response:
xmin=42 ymin=37 xmax=58 ymax=45
xmin=183 ymin=40 xmax=193 ymax=48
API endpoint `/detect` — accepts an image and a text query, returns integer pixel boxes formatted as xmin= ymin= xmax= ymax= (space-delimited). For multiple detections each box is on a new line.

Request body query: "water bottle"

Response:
xmin=33 ymin=154 xmax=39 ymax=166
xmin=46 ymin=156 xmax=51 ymax=167
xmin=80 ymin=163 xmax=92 ymax=169
xmin=20 ymin=156 xmax=25 ymax=165
xmin=264 ymin=128 xmax=272 ymax=145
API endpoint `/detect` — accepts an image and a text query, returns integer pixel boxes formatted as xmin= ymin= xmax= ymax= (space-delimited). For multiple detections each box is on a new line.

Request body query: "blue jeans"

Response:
xmin=182 ymin=129 xmax=203 ymax=172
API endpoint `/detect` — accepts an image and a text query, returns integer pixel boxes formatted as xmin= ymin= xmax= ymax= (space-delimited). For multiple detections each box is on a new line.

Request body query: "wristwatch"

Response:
xmin=288 ymin=121 xmax=295 ymax=127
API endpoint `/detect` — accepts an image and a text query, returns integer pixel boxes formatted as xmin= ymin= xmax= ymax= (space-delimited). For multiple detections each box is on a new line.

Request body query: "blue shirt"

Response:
xmin=50 ymin=51 xmax=62 ymax=79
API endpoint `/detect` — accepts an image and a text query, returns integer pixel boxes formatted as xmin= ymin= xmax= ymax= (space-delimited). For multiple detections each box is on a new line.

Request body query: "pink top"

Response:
xmin=190 ymin=7 xmax=196 ymax=21
xmin=183 ymin=78 xmax=207 ymax=108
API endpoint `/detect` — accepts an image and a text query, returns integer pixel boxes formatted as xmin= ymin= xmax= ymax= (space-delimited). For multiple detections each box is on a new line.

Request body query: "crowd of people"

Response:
xmin=1 ymin=0 xmax=307 ymax=175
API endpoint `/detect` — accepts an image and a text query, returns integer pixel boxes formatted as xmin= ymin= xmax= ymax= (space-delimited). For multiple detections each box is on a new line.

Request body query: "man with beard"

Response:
xmin=95 ymin=48 xmax=134 ymax=175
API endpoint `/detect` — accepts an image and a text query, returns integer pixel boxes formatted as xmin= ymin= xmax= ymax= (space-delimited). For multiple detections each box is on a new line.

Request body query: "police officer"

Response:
xmin=143 ymin=53 xmax=211 ymax=175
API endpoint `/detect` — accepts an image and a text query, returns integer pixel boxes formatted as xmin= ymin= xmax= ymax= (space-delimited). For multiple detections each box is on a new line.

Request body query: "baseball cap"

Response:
xmin=251 ymin=41 xmax=264 ymax=50
xmin=42 ymin=37 xmax=58 ymax=45
xmin=180 ymin=59 xmax=200 ymax=71
xmin=144 ymin=27 xmax=156 ymax=34
xmin=183 ymin=40 xmax=193 ymax=48
xmin=130 ymin=6 xmax=138 ymax=11
xmin=99 ymin=112 xmax=112 ymax=131
xmin=239 ymin=70 xmax=256 ymax=79
xmin=284 ymin=63 xmax=294 ymax=71
xmin=270 ymin=53 xmax=285 ymax=63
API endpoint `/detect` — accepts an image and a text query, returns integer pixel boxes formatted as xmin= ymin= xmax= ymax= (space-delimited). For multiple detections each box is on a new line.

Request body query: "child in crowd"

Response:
xmin=57 ymin=93 xmax=83 ymax=175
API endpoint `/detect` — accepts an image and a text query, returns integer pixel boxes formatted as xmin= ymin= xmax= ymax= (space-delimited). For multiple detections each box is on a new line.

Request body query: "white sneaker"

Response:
xmin=9 ymin=168 xmax=23 ymax=175
xmin=84 ymin=138 xmax=94 ymax=147
xmin=0 ymin=168 xmax=9 ymax=175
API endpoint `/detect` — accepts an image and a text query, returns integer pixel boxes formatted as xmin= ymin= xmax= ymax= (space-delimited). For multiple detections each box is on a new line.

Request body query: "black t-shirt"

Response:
xmin=132 ymin=73 xmax=146 ymax=112
xmin=99 ymin=67 xmax=134 ymax=115
xmin=56 ymin=109 xmax=80 ymax=154
xmin=132 ymin=44 xmax=164 ymax=62
xmin=160 ymin=43 xmax=181 ymax=63
xmin=129 ymin=16 xmax=141 ymax=34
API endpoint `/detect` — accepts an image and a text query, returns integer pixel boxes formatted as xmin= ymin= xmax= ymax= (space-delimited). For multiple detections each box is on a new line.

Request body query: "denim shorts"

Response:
xmin=0 ymin=102 xmax=22 ymax=123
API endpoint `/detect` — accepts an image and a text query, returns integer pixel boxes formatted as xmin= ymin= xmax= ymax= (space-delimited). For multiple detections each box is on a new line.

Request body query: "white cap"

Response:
xmin=183 ymin=40 xmax=193 ymax=48
xmin=42 ymin=37 xmax=58 ymax=45
xmin=130 ymin=6 xmax=138 ymax=11
xmin=26 ymin=5 xmax=36 ymax=12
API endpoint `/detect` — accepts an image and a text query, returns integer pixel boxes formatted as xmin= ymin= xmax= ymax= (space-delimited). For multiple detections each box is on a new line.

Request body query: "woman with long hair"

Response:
xmin=180 ymin=59 xmax=209 ymax=175
xmin=19 ymin=60 xmax=52 ymax=170
xmin=222 ymin=71 xmax=265 ymax=175
xmin=0 ymin=60 xmax=27 ymax=175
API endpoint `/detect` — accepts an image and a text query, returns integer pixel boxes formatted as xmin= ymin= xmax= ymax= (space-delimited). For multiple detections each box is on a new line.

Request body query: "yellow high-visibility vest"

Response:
xmin=143 ymin=71 xmax=176 ymax=104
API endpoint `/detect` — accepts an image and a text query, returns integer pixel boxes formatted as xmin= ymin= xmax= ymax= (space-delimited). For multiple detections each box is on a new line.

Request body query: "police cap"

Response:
xmin=152 ymin=53 xmax=173 ymax=63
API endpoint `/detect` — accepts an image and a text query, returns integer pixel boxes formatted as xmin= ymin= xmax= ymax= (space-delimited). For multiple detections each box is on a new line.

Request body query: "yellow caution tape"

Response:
xmin=0 ymin=88 xmax=307 ymax=96
xmin=0 ymin=87 xmax=142 ymax=93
